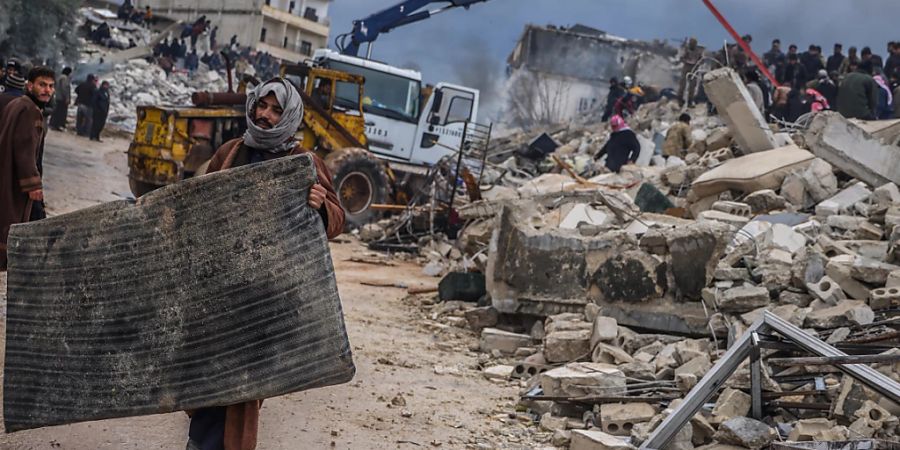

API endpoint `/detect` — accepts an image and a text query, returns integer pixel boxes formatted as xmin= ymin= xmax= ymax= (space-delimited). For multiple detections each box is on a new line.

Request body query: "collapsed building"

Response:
xmin=505 ymin=24 xmax=679 ymax=127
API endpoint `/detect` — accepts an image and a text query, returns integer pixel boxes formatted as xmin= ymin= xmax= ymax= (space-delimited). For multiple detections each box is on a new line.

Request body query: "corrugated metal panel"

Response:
xmin=4 ymin=154 xmax=354 ymax=432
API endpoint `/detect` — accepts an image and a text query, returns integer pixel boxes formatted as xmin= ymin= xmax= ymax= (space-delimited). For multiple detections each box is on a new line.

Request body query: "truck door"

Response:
xmin=410 ymin=85 xmax=478 ymax=166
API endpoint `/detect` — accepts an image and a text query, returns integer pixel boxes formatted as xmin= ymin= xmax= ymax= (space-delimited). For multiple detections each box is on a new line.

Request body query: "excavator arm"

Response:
xmin=335 ymin=0 xmax=491 ymax=57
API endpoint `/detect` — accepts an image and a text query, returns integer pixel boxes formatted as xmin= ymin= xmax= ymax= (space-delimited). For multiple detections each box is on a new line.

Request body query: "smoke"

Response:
xmin=0 ymin=0 xmax=82 ymax=66
xmin=450 ymin=35 xmax=505 ymax=122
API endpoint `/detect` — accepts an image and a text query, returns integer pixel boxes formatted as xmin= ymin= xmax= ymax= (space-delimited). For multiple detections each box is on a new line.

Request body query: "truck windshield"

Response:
xmin=328 ymin=61 xmax=421 ymax=122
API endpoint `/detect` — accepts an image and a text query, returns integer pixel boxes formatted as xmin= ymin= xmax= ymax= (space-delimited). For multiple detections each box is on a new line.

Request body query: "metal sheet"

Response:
xmin=4 ymin=155 xmax=355 ymax=432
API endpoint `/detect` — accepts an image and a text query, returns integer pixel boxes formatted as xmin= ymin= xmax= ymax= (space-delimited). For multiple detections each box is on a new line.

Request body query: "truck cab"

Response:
xmin=313 ymin=49 xmax=480 ymax=169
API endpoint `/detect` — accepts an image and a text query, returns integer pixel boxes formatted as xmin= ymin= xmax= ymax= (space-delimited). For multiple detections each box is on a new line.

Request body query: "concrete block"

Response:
xmin=745 ymin=189 xmax=787 ymax=214
xmin=600 ymin=403 xmax=657 ymax=436
xmin=480 ymin=328 xmax=533 ymax=354
xmin=850 ymin=118 xmax=900 ymax=145
xmin=857 ymin=221 xmax=884 ymax=240
xmin=853 ymin=400 xmax=893 ymax=430
xmin=710 ymin=388 xmax=751 ymax=424
xmin=570 ymin=429 xmax=636 ymax=450
xmin=674 ymin=354 xmax=712 ymax=379
xmin=719 ymin=285 xmax=770 ymax=312
xmin=702 ymin=68 xmax=778 ymax=153
xmin=540 ymin=363 xmax=627 ymax=398
xmin=544 ymin=329 xmax=592 ymax=363
xmin=825 ymin=256 xmax=872 ymax=300
xmin=800 ymin=158 xmax=839 ymax=203
xmin=873 ymin=182 xmax=900 ymax=209
xmin=806 ymin=111 xmax=900 ymax=188
xmin=620 ymin=361 xmax=656 ymax=381
xmin=482 ymin=365 xmax=514 ymax=380
xmin=805 ymin=275 xmax=847 ymax=305
xmin=674 ymin=339 xmax=710 ymax=365
xmin=804 ymin=300 xmax=875 ymax=328
xmin=781 ymin=171 xmax=810 ymax=208
xmin=590 ymin=316 xmax=619 ymax=348
xmin=712 ymin=201 xmax=752 ymax=218
xmin=698 ymin=146 xmax=734 ymax=166
xmin=851 ymin=256 xmax=900 ymax=284
xmin=591 ymin=342 xmax=634 ymax=365
xmin=816 ymin=182 xmax=872 ymax=218
xmin=714 ymin=417 xmax=776 ymax=449
xmin=763 ymin=223 xmax=807 ymax=254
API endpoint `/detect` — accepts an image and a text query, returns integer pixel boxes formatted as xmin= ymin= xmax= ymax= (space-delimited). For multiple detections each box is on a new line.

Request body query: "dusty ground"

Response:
xmin=0 ymin=131 xmax=544 ymax=449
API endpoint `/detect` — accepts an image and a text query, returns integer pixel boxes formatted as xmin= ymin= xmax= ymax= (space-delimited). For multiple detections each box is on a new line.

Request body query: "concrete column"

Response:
xmin=702 ymin=68 xmax=778 ymax=154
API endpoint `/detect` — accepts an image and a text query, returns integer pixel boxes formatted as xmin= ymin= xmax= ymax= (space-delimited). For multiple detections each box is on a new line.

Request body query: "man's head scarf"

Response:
xmin=243 ymin=77 xmax=304 ymax=154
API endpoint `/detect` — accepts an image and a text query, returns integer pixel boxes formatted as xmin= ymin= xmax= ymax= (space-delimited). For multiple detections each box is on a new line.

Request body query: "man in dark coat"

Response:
xmin=0 ymin=66 xmax=55 ymax=270
xmin=90 ymin=81 xmax=111 ymax=141
xmin=826 ymin=43 xmax=845 ymax=73
xmin=595 ymin=115 xmax=641 ymax=173
xmin=838 ymin=61 xmax=878 ymax=120
xmin=602 ymin=78 xmax=625 ymax=122
xmin=50 ymin=67 xmax=72 ymax=130
xmin=186 ymin=77 xmax=345 ymax=450
xmin=74 ymin=74 xmax=97 ymax=136
xmin=780 ymin=53 xmax=808 ymax=88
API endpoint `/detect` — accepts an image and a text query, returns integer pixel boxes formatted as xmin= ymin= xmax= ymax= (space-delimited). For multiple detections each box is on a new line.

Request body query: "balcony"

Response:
xmin=261 ymin=5 xmax=329 ymax=37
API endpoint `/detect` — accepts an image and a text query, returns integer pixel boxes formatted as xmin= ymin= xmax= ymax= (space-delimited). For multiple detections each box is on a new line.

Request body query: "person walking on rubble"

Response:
xmin=185 ymin=77 xmax=345 ymax=450
xmin=74 ymin=74 xmax=97 ymax=137
xmin=837 ymin=60 xmax=878 ymax=120
xmin=49 ymin=67 xmax=72 ymax=131
xmin=0 ymin=67 xmax=55 ymax=270
xmin=677 ymin=37 xmax=704 ymax=107
xmin=89 ymin=81 xmax=110 ymax=142
xmin=595 ymin=115 xmax=640 ymax=174
xmin=663 ymin=113 xmax=692 ymax=159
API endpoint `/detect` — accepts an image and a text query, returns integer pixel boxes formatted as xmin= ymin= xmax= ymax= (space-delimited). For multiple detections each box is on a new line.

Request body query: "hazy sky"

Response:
xmin=329 ymin=0 xmax=898 ymax=86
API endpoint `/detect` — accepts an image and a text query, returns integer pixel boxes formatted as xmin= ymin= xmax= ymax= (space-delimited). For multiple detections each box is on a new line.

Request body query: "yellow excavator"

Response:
xmin=127 ymin=61 xmax=394 ymax=227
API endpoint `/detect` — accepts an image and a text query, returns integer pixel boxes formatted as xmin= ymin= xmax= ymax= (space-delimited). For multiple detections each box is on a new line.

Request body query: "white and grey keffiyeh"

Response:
xmin=243 ymin=78 xmax=304 ymax=153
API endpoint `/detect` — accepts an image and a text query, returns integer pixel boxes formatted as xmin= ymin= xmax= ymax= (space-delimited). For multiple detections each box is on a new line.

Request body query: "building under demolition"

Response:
xmin=505 ymin=24 xmax=679 ymax=126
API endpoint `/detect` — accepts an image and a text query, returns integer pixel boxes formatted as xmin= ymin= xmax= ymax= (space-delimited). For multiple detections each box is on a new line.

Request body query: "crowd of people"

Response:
xmin=603 ymin=36 xmax=900 ymax=126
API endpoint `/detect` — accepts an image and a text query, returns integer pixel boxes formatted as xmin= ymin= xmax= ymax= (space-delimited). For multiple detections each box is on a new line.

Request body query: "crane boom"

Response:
xmin=336 ymin=0 xmax=491 ymax=57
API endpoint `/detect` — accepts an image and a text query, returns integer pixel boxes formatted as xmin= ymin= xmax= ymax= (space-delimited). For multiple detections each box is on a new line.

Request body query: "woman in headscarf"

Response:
xmin=594 ymin=115 xmax=641 ymax=173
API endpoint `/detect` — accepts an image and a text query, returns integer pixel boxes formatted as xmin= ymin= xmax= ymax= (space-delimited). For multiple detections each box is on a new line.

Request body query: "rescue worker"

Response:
xmin=678 ymin=37 xmax=704 ymax=106
xmin=663 ymin=113 xmax=692 ymax=159
xmin=0 ymin=66 xmax=55 ymax=270
xmin=595 ymin=115 xmax=640 ymax=173
xmin=186 ymin=77 xmax=344 ymax=450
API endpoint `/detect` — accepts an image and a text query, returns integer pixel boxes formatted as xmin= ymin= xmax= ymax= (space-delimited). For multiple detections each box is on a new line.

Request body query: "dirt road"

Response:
xmin=0 ymin=131 xmax=542 ymax=449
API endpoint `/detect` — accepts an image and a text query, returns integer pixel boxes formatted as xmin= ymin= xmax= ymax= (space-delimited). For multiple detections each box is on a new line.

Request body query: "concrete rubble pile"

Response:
xmin=408 ymin=67 xmax=900 ymax=449
xmin=102 ymin=59 xmax=228 ymax=131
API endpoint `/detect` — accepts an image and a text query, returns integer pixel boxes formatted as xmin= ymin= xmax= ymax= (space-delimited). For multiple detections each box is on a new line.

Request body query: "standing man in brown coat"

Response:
xmin=186 ymin=77 xmax=345 ymax=450
xmin=0 ymin=66 xmax=55 ymax=270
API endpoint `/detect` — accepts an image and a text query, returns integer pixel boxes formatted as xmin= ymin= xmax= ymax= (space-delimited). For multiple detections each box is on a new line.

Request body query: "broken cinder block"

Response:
xmin=480 ymin=328 xmax=533 ymax=354
xmin=805 ymin=276 xmax=847 ymax=305
xmin=600 ymin=403 xmax=657 ymax=436
xmin=540 ymin=363 xmax=627 ymax=398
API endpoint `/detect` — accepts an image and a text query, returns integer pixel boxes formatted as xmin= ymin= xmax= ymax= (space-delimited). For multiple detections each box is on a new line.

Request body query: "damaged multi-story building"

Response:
xmin=505 ymin=24 xmax=679 ymax=126
xmin=133 ymin=0 xmax=331 ymax=61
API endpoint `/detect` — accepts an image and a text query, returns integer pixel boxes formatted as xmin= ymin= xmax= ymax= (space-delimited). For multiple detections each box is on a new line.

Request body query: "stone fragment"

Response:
xmin=804 ymin=300 xmax=875 ymax=328
xmin=787 ymin=418 xmax=835 ymax=441
xmin=591 ymin=342 xmax=634 ymax=365
xmin=591 ymin=316 xmax=619 ymax=349
xmin=825 ymin=256 xmax=872 ymax=300
xmin=719 ymin=285 xmax=770 ymax=312
xmin=762 ymin=223 xmax=807 ymax=254
xmin=540 ymin=363 xmax=627 ymax=398
xmin=584 ymin=303 xmax=602 ymax=322
xmin=540 ymin=412 xmax=569 ymax=432
xmin=713 ymin=417 xmax=776 ymax=449
xmin=691 ymin=414 xmax=717 ymax=446
xmin=805 ymin=111 xmax=900 ymax=188
xmin=675 ymin=373 xmax=697 ymax=392
xmin=805 ymin=275 xmax=847 ymax=305
xmin=620 ymin=361 xmax=656 ymax=381
xmin=799 ymin=158 xmax=839 ymax=203
xmin=552 ymin=429 xmax=572 ymax=447
xmin=826 ymin=214 xmax=866 ymax=232
xmin=654 ymin=343 xmax=679 ymax=371
xmin=674 ymin=339 xmax=709 ymax=365
xmin=480 ymin=328 xmax=532 ymax=354
xmin=781 ymin=171 xmax=810 ymax=208
xmin=826 ymin=327 xmax=851 ymax=344
xmin=667 ymin=222 xmax=731 ymax=300
xmin=710 ymin=388 xmax=751 ymax=424
xmin=873 ymin=182 xmax=900 ymax=209
xmin=853 ymin=400 xmax=893 ymax=430
xmin=857 ymin=221 xmax=884 ymax=240
xmin=779 ymin=290 xmax=812 ymax=307
xmin=745 ymin=189 xmax=786 ymax=214
xmin=714 ymin=267 xmax=750 ymax=281
xmin=600 ymin=403 xmax=657 ymax=436
xmin=887 ymin=269 xmax=900 ymax=287
xmin=674 ymin=354 xmax=712 ymax=379
xmin=570 ymin=430 xmax=636 ymax=450
xmin=851 ymin=257 xmax=900 ymax=284
xmin=702 ymin=68 xmax=778 ymax=153
xmin=464 ymin=306 xmax=498 ymax=331
xmin=544 ymin=329 xmax=593 ymax=363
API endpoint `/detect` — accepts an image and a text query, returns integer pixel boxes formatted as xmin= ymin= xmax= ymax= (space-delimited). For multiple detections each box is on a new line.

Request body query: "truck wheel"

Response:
xmin=324 ymin=148 xmax=391 ymax=229
xmin=129 ymin=178 xmax=162 ymax=198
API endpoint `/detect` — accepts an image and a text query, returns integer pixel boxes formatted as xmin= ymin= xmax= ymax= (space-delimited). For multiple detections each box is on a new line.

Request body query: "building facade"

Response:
xmin=136 ymin=0 xmax=331 ymax=62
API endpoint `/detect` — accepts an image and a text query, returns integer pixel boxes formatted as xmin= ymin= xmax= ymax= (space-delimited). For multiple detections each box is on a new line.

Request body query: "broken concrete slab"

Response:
xmin=480 ymin=328 xmax=533 ymax=354
xmin=799 ymin=158 xmax=840 ymax=203
xmin=592 ymin=342 xmax=635 ymax=365
xmin=698 ymin=210 xmax=751 ymax=228
xmin=850 ymin=257 xmax=900 ymax=285
xmin=719 ymin=285 xmax=771 ymax=313
xmin=560 ymin=204 xmax=611 ymax=230
xmin=667 ymin=222 xmax=731 ymax=300
xmin=691 ymin=145 xmax=815 ymax=199
xmin=850 ymin=118 xmax=900 ymax=145
xmin=815 ymin=182 xmax=872 ymax=218
xmin=710 ymin=388 xmax=751 ymax=425
xmin=591 ymin=316 xmax=619 ymax=348
xmin=702 ymin=68 xmax=778 ymax=153
xmin=806 ymin=111 xmax=900 ymax=188
xmin=674 ymin=354 xmax=713 ymax=379
xmin=825 ymin=256 xmax=872 ymax=301
xmin=540 ymin=363 xmax=627 ymax=398
xmin=745 ymin=189 xmax=787 ymax=214
xmin=872 ymin=183 xmax=900 ymax=209
xmin=804 ymin=300 xmax=875 ymax=328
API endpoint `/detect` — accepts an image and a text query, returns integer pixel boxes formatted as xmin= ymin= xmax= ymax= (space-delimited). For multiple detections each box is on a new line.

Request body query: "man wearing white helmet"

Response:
xmin=186 ymin=77 xmax=345 ymax=450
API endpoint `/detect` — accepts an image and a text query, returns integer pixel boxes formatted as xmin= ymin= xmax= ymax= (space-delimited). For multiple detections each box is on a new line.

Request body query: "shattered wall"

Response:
xmin=0 ymin=0 xmax=82 ymax=64
xmin=504 ymin=24 xmax=679 ymax=127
